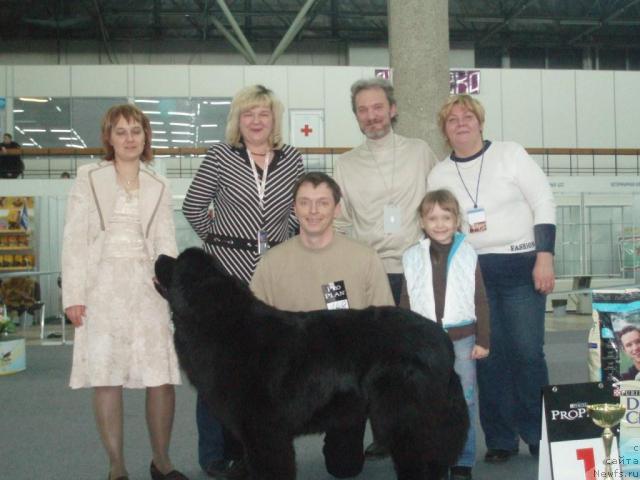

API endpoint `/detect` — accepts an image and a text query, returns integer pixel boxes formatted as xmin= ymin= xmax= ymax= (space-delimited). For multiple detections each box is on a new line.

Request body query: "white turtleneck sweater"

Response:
xmin=334 ymin=131 xmax=438 ymax=273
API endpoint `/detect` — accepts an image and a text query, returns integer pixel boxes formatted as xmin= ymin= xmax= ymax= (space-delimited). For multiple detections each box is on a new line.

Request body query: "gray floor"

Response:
xmin=1 ymin=315 xmax=590 ymax=480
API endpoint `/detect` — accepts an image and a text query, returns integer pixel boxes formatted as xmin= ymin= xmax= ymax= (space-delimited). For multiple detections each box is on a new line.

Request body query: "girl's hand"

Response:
xmin=65 ymin=305 xmax=86 ymax=327
xmin=471 ymin=345 xmax=489 ymax=360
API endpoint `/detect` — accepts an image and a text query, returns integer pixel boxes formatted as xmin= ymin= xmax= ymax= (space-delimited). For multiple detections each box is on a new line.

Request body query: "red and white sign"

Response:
xmin=290 ymin=110 xmax=323 ymax=148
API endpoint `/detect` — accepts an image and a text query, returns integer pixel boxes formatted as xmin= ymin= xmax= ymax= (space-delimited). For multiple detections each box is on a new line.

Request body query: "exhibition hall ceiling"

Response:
xmin=0 ymin=0 xmax=638 ymax=50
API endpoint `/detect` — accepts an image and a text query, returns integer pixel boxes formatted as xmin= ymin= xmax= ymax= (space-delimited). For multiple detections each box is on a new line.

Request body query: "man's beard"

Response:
xmin=362 ymin=123 xmax=391 ymax=140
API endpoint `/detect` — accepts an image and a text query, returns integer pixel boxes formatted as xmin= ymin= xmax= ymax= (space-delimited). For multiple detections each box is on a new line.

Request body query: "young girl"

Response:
xmin=402 ymin=189 xmax=490 ymax=480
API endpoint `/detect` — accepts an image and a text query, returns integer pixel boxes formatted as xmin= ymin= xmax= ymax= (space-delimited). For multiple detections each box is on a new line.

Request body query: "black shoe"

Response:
xmin=205 ymin=459 xmax=248 ymax=479
xmin=364 ymin=441 xmax=389 ymax=460
xmin=450 ymin=466 xmax=472 ymax=480
xmin=484 ymin=448 xmax=518 ymax=463
xmin=150 ymin=461 xmax=189 ymax=480
xmin=528 ymin=443 xmax=540 ymax=457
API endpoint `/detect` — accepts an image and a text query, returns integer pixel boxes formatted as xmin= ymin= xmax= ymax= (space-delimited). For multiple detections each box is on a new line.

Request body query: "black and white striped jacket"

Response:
xmin=183 ymin=143 xmax=304 ymax=284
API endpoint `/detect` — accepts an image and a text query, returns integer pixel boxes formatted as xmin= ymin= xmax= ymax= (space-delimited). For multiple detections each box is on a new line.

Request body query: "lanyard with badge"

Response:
xmin=248 ymin=151 xmax=271 ymax=254
xmin=454 ymin=148 xmax=487 ymax=233
xmin=368 ymin=134 xmax=401 ymax=234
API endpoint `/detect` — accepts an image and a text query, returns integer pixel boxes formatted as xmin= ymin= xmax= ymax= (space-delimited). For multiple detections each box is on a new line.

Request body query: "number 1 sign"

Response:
xmin=539 ymin=383 xmax=621 ymax=480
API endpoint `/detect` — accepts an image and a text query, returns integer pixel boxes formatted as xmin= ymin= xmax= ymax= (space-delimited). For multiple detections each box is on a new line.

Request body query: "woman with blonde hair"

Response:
xmin=62 ymin=104 xmax=186 ymax=480
xmin=182 ymin=84 xmax=304 ymax=478
xmin=429 ymin=94 xmax=555 ymax=468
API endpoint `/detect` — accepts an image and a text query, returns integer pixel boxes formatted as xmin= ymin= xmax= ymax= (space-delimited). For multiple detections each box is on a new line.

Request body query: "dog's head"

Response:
xmin=154 ymin=247 xmax=249 ymax=325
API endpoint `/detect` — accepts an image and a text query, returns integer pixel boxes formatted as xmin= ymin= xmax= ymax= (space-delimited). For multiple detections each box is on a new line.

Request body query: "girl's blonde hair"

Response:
xmin=225 ymin=85 xmax=284 ymax=149
xmin=417 ymin=189 xmax=462 ymax=231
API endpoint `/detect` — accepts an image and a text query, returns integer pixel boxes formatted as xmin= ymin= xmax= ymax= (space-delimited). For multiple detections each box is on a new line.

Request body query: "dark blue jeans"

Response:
xmin=477 ymin=253 xmax=549 ymax=451
xmin=196 ymin=394 xmax=225 ymax=470
xmin=196 ymin=394 xmax=244 ymax=470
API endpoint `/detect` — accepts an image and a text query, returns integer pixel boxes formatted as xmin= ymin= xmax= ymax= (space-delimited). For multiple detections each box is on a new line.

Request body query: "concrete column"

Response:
xmin=388 ymin=0 xmax=449 ymax=157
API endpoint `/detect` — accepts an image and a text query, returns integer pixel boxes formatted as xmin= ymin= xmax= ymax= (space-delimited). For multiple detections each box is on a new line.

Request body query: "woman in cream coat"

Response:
xmin=62 ymin=104 xmax=186 ymax=480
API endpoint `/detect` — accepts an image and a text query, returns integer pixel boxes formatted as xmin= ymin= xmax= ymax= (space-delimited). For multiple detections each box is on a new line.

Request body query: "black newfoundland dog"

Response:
xmin=155 ymin=248 xmax=468 ymax=480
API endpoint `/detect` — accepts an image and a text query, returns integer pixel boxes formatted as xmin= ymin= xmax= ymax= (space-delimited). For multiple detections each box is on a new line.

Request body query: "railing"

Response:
xmin=2 ymin=147 xmax=640 ymax=178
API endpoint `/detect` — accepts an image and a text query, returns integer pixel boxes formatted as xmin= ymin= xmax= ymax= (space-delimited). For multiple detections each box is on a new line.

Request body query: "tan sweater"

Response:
xmin=334 ymin=131 xmax=438 ymax=274
xmin=250 ymin=234 xmax=394 ymax=311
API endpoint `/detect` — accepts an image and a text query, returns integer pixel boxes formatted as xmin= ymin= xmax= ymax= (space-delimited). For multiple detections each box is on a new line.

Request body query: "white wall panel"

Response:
xmin=575 ymin=71 xmax=615 ymax=148
xmin=474 ymin=69 xmax=502 ymax=141
xmin=286 ymin=67 xmax=325 ymax=109
xmin=14 ymin=66 xmax=71 ymax=97
xmin=323 ymin=67 xmax=366 ymax=147
xmin=189 ymin=66 xmax=244 ymax=97
xmin=133 ymin=65 xmax=189 ymax=97
xmin=614 ymin=71 xmax=640 ymax=148
xmin=541 ymin=70 xmax=577 ymax=148
xmin=501 ymin=69 xmax=543 ymax=147
xmin=0 ymin=66 xmax=6 ymax=96
xmin=71 ymin=65 xmax=128 ymax=97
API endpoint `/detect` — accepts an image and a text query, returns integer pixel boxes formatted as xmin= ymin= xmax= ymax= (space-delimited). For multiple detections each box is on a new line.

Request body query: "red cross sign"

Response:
xmin=300 ymin=124 xmax=313 ymax=136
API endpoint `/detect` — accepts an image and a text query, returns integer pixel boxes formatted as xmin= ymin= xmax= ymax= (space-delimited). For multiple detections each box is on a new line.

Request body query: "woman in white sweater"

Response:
xmin=428 ymin=94 xmax=556 ymax=465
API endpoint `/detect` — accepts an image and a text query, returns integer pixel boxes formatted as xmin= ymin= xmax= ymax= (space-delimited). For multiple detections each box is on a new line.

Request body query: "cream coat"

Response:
xmin=61 ymin=161 xmax=178 ymax=309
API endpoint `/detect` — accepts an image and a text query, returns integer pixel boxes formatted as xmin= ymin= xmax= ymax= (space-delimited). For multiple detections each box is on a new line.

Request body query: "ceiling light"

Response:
xmin=200 ymin=124 xmax=218 ymax=128
xmin=22 ymin=128 xmax=46 ymax=132
xmin=51 ymin=129 xmax=72 ymax=133
xmin=18 ymin=97 xmax=49 ymax=103
xmin=207 ymin=101 xmax=231 ymax=105
xmin=13 ymin=109 xmax=24 ymax=113
xmin=169 ymin=122 xmax=192 ymax=127
xmin=171 ymin=139 xmax=193 ymax=143
xmin=150 ymin=121 xmax=165 ymax=125
xmin=168 ymin=111 xmax=195 ymax=116
xmin=170 ymin=131 xmax=194 ymax=136
xmin=204 ymin=140 xmax=221 ymax=143
xmin=135 ymin=99 xmax=160 ymax=104
xmin=142 ymin=110 xmax=161 ymax=115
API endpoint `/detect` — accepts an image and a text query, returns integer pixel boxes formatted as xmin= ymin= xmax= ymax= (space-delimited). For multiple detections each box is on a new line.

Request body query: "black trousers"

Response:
xmin=322 ymin=419 xmax=367 ymax=478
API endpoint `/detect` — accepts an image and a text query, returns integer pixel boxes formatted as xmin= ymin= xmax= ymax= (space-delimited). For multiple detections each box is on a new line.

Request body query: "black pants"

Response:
xmin=322 ymin=420 xmax=367 ymax=478
xmin=387 ymin=273 xmax=404 ymax=306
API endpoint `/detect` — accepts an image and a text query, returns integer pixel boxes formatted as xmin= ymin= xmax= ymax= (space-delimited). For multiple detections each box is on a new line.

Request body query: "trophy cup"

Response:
xmin=588 ymin=403 xmax=626 ymax=478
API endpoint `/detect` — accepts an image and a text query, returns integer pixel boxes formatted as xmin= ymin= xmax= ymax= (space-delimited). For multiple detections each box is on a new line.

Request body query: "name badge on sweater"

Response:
xmin=384 ymin=205 xmax=402 ymax=234
xmin=322 ymin=280 xmax=350 ymax=310
xmin=467 ymin=207 xmax=487 ymax=233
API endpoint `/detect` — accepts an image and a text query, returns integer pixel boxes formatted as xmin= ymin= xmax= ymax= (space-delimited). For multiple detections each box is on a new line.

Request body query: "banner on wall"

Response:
xmin=450 ymin=70 xmax=480 ymax=94
xmin=371 ymin=69 xmax=480 ymax=95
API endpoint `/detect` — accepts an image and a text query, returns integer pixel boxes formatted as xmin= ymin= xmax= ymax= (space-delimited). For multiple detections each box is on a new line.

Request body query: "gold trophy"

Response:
xmin=587 ymin=403 xmax=626 ymax=479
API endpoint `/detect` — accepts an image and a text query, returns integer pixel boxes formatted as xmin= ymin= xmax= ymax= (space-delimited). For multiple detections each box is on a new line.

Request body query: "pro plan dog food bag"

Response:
xmin=589 ymin=288 xmax=640 ymax=383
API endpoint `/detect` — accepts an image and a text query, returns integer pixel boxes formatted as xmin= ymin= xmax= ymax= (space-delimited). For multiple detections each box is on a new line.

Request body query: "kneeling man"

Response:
xmin=251 ymin=172 xmax=394 ymax=478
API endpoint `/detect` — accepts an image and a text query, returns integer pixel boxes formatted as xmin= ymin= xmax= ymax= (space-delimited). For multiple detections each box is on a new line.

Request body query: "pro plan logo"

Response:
xmin=551 ymin=401 xmax=589 ymax=421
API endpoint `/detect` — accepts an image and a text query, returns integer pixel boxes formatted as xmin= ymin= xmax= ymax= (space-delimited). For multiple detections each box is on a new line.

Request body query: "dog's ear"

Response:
xmin=154 ymin=255 xmax=175 ymax=296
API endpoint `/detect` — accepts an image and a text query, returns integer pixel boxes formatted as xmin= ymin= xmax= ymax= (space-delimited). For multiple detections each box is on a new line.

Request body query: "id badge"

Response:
xmin=257 ymin=230 xmax=269 ymax=255
xmin=467 ymin=207 xmax=487 ymax=233
xmin=322 ymin=280 xmax=350 ymax=310
xmin=384 ymin=205 xmax=402 ymax=234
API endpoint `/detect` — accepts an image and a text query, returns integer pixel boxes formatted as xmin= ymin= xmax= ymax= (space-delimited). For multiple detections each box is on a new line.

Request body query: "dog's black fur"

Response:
xmin=155 ymin=248 xmax=469 ymax=480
